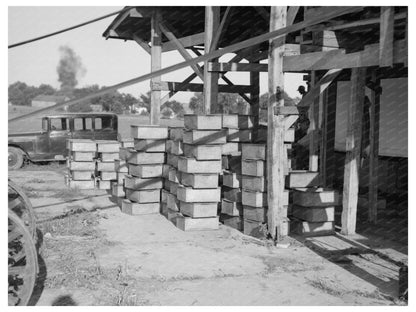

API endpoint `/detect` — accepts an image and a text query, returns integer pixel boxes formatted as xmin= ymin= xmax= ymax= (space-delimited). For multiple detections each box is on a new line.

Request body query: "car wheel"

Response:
xmin=8 ymin=147 xmax=24 ymax=170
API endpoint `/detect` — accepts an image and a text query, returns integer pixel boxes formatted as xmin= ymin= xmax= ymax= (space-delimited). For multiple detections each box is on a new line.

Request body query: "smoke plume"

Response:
xmin=57 ymin=46 xmax=86 ymax=91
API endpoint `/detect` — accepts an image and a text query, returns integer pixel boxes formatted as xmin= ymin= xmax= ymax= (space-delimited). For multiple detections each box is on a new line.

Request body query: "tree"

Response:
xmin=188 ymin=92 xmax=249 ymax=114
xmin=162 ymin=100 xmax=185 ymax=118
xmin=8 ymin=81 xmax=57 ymax=106
xmin=188 ymin=93 xmax=204 ymax=114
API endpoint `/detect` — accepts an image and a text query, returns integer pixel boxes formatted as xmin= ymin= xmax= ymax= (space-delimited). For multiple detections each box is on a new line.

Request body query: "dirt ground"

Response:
xmin=9 ymin=164 xmax=407 ymax=306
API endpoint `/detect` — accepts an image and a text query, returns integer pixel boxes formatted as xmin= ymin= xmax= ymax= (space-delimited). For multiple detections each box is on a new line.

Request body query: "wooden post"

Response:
xmin=150 ymin=9 xmax=162 ymax=124
xmin=323 ymin=82 xmax=337 ymax=187
xmin=250 ymin=61 xmax=260 ymax=140
xmin=203 ymin=6 xmax=220 ymax=114
xmin=267 ymin=6 xmax=287 ymax=241
xmin=309 ymin=71 xmax=319 ymax=171
xmin=341 ymin=67 xmax=366 ymax=235
xmin=368 ymin=70 xmax=380 ymax=223
xmin=380 ymin=7 xmax=394 ymax=67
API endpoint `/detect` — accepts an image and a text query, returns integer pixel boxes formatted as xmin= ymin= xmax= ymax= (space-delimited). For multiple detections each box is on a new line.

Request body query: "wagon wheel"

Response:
xmin=8 ymin=180 xmax=36 ymax=238
xmin=8 ymin=209 xmax=38 ymax=306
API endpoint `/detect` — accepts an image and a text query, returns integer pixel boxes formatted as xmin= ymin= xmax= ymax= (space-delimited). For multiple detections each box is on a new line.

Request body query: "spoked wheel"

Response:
xmin=8 ymin=209 xmax=38 ymax=306
xmin=8 ymin=180 xmax=36 ymax=238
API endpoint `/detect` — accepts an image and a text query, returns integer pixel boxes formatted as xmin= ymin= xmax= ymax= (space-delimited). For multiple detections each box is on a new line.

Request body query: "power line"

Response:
xmin=8 ymin=7 xmax=130 ymax=49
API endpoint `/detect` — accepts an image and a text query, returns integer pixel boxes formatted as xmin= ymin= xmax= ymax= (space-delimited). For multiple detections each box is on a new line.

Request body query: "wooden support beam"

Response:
xmin=404 ymin=11 xmax=408 ymax=67
xmin=159 ymin=22 xmax=204 ymax=80
xmin=254 ymin=6 xmax=270 ymax=21
xmin=157 ymin=81 xmax=253 ymax=93
xmin=298 ymin=69 xmax=342 ymax=107
xmin=150 ymin=9 xmax=162 ymax=125
xmin=210 ymin=7 xmax=232 ymax=52
xmin=368 ymin=70 xmax=380 ymax=223
xmin=379 ymin=7 xmax=395 ymax=67
xmin=267 ymin=6 xmax=287 ymax=241
xmin=203 ymin=6 xmax=220 ymax=113
xmin=162 ymin=32 xmax=205 ymax=52
xmin=341 ymin=67 xmax=366 ymax=235
xmin=322 ymin=82 xmax=337 ymax=187
xmin=287 ymin=6 xmax=300 ymax=25
xmin=132 ymin=34 xmax=151 ymax=54
xmin=308 ymin=71 xmax=320 ymax=172
xmin=250 ymin=61 xmax=260 ymax=140
xmin=220 ymin=75 xmax=253 ymax=105
xmin=161 ymin=72 xmax=198 ymax=105
xmin=283 ymin=40 xmax=406 ymax=71
xmin=208 ymin=62 xmax=268 ymax=72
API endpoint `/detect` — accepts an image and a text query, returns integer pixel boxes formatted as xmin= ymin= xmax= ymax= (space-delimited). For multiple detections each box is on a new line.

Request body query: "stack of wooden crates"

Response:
xmin=66 ymin=139 xmax=96 ymax=189
xmin=96 ymin=140 xmax=120 ymax=190
xmin=111 ymin=139 xmax=133 ymax=206
xmin=121 ymin=125 xmax=167 ymax=216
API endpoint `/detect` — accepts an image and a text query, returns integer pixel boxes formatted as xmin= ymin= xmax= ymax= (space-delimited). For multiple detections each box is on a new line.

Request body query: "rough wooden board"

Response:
xmin=161 ymin=189 xmax=169 ymax=203
xmin=221 ymin=199 xmax=243 ymax=216
xmin=97 ymin=180 xmax=112 ymax=190
xmin=222 ymin=186 xmax=242 ymax=202
xmin=170 ymin=140 xmax=184 ymax=155
xmin=126 ymin=188 xmax=160 ymax=203
xmin=100 ymin=171 xmax=117 ymax=181
xmin=178 ymin=157 xmax=222 ymax=174
xmin=163 ymin=180 xmax=171 ymax=191
xmin=97 ymin=161 xmax=116 ymax=172
xmin=221 ymin=154 xmax=242 ymax=173
xmin=291 ymin=220 xmax=335 ymax=237
xmin=176 ymin=215 xmax=219 ymax=231
xmin=221 ymin=142 xmax=242 ymax=155
xmin=226 ymin=129 xmax=254 ymax=142
xmin=128 ymin=164 xmax=164 ymax=178
xmin=292 ymin=205 xmax=335 ymax=222
xmin=127 ymin=151 xmax=165 ymax=165
xmin=177 ymin=186 xmax=221 ymax=203
xmin=257 ymin=127 xmax=295 ymax=143
xmin=241 ymin=159 xmax=265 ymax=177
xmin=242 ymin=175 xmax=267 ymax=192
xmin=286 ymin=170 xmax=321 ymax=188
xmin=131 ymin=125 xmax=168 ymax=139
xmin=162 ymin=164 xmax=170 ymax=178
xmin=98 ymin=152 xmax=119 ymax=162
xmin=134 ymin=139 xmax=166 ymax=152
xmin=241 ymin=143 xmax=266 ymax=160
xmin=67 ymin=179 xmax=95 ymax=189
xmin=115 ymin=159 xmax=128 ymax=173
xmin=71 ymin=151 xmax=96 ymax=162
xmin=124 ymin=175 xmax=163 ymax=190
xmin=293 ymin=188 xmax=340 ymax=207
xmin=112 ymin=183 xmax=125 ymax=197
xmin=166 ymin=192 xmax=180 ymax=211
xmin=165 ymin=140 xmax=173 ymax=153
xmin=119 ymin=147 xmax=128 ymax=160
xmin=168 ymin=167 xmax=181 ymax=183
xmin=167 ymin=209 xmax=182 ymax=225
xmin=183 ymin=144 xmax=222 ymax=160
xmin=184 ymin=114 xmax=223 ymax=130
xmin=220 ymin=214 xmax=244 ymax=231
xmin=68 ymin=161 xmax=96 ymax=171
xmin=183 ymin=129 xmax=227 ymax=145
xmin=169 ymin=181 xmax=178 ymax=195
xmin=71 ymin=170 xmax=94 ymax=181
xmin=242 ymin=190 xmax=289 ymax=207
xmin=179 ymin=201 xmax=218 ymax=218
xmin=222 ymin=114 xmax=254 ymax=129
xmin=167 ymin=154 xmax=179 ymax=168
xmin=222 ymin=171 xmax=241 ymax=188
xmin=121 ymin=200 xmax=160 ymax=215
xmin=96 ymin=141 xmax=119 ymax=153
xmin=169 ymin=127 xmax=184 ymax=141
xmin=70 ymin=140 xmax=97 ymax=152
xmin=180 ymin=172 xmax=219 ymax=189
xmin=243 ymin=205 xmax=267 ymax=222
xmin=120 ymin=139 xmax=134 ymax=148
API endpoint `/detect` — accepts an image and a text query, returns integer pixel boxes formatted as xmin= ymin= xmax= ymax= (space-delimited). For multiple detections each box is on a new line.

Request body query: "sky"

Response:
xmin=8 ymin=6 xmax=306 ymax=104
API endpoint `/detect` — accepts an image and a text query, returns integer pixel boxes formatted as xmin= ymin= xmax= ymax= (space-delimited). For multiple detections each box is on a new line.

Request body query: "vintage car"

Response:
xmin=8 ymin=113 xmax=118 ymax=169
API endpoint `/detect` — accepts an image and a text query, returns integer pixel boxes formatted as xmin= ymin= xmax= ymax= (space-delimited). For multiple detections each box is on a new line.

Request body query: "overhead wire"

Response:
xmin=8 ymin=7 xmax=131 ymax=49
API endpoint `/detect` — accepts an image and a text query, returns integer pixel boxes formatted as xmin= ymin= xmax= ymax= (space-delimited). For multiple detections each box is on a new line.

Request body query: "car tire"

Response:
xmin=8 ymin=147 xmax=24 ymax=170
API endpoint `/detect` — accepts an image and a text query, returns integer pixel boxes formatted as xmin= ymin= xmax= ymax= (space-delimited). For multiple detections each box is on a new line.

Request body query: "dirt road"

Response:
xmin=9 ymin=166 xmax=403 ymax=306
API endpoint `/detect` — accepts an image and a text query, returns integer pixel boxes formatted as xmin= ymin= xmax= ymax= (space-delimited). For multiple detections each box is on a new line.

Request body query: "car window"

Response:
xmin=50 ymin=118 xmax=64 ymax=131
xmin=95 ymin=118 xmax=102 ymax=130
xmin=102 ymin=117 xmax=113 ymax=130
xmin=85 ymin=118 xmax=92 ymax=130
xmin=74 ymin=118 xmax=83 ymax=130
xmin=42 ymin=119 xmax=48 ymax=131
xmin=62 ymin=118 xmax=69 ymax=130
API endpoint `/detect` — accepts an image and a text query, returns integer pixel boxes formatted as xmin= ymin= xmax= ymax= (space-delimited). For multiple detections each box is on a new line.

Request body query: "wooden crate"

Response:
xmin=126 ymin=188 xmax=160 ymax=203
xmin=183 ymin=129 xmax=227 ymax=145
xmin=131 ymin=125 xmax=168 ymax=139
xmin=184 ymin=114 xmax=222 ymax=130
xmin=134 ymin=139 xmax=166 ymax=152
xmin=179 ymin=201 xmax=218 ymax=218
xmin=176 ymin=215 xmax=219 ymax=231
xmin=176 ymin=186 xmax=221 ymax=203
xmin=121 ymin=200 xmax=160 ymax=215
xmin=178 ymin=157 xmax=222 ymax=174
xmin=183 ymin=144 xmax=222 ymax=160
xmin=180 ymin=172 xmax=219 ymax=189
